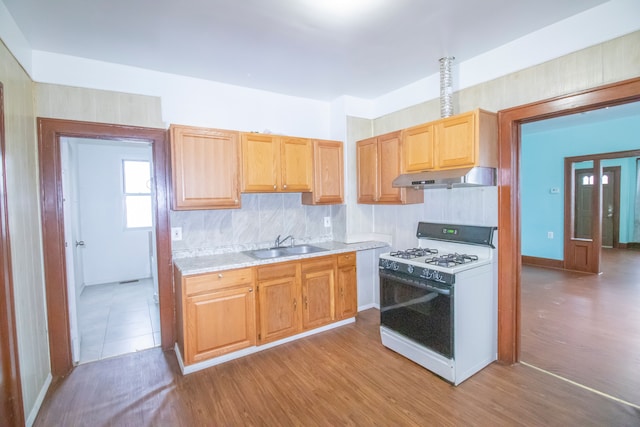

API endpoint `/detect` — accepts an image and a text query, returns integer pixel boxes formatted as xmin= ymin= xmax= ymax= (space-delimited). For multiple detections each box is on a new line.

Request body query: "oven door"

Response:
xmin=380 ymin=270 xmax=453 ymax=359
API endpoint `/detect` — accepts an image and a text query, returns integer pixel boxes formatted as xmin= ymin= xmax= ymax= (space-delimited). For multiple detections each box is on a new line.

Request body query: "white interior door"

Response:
xmin=61 ymin=140 xmax=81 ymax=363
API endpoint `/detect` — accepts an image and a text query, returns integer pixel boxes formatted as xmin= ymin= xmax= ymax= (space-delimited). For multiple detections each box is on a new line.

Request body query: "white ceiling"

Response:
xmin=3 ymin=0 xmax=609 ymax=101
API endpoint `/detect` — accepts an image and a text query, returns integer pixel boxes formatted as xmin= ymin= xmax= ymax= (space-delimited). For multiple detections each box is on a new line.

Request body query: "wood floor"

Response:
xmin=35 ymin=305 xmax=640 ymax=425
xmin=521 ymin=247 xmax=640 ymax=410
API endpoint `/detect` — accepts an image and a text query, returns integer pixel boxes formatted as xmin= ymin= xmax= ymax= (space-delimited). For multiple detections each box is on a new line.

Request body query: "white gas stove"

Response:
xmin=379 ymin=222 xmax=497 ymax=385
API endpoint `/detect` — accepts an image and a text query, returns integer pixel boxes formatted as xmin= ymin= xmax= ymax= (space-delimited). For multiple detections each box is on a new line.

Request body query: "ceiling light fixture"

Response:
xmin=302 ymin=0 xmax=387 ymax=19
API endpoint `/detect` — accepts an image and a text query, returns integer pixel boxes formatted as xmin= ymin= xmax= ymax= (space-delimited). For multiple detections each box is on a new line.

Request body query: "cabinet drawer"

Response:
xmin=257 ymin=262 xmax=297 ymax=281
xmin=337 ymin=252 xmax=356 ymax=267
xmin=301 ymin=255 xmax=336 ymax=272
xmin=184 ymin=267 xmax=253 ymax=296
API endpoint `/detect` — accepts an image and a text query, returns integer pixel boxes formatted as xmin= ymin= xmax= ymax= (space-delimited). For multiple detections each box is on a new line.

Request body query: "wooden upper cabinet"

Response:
xmin=435 ymin=111 xmax=476 ymax=169
xmin=401 ymin=109 xmax=498 ymax=172
xmin=241 ymin=133 xmax=279 ymax=192
xmin=280 ymin=136 xmax=313 ymax=192
xmin=403 ymin=123 xmax=435 ymax=172
xmin=357 ymin=132 xmax=423 ymax=205
xmin=170 ymin=125 xmax=241 ymax=210
xmin=302 ymin=139 xmax=344 ymax=205
xmin=356 ymin=136 xmax=378 ymax=204
xmin=241 ymin=133 xmax=312 ymax=193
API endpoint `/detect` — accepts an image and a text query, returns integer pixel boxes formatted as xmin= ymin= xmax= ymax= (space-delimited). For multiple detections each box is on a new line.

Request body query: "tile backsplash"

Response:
xmin=170 ymin=193 xmax=341 ymax=258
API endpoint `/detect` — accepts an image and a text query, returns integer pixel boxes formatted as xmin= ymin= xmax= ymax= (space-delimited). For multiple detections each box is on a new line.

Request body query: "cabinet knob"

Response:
xmin=249 ymin=288 xmax=253 ymax=293
xmin=218 ymin=273 xmax=223 ymax=278
xmin=273 ymin=185 xmax=277 ymax=190
xmin=234 ymin=199 xmax=238 ymax=204
xmin=283 ymin=184 xmax=287 ymax=189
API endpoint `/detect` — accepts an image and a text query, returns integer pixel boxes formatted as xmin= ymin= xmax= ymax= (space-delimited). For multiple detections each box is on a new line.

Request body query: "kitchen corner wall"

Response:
xmin=345 ymin=30 xmax=640 ymax=252
xmin=170 ymin=193 xmax=345 ymax=257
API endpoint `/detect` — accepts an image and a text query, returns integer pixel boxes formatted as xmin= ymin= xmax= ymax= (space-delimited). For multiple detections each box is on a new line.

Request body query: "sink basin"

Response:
xmin=246 ymin=244 xmax=327 ymax=259
xmin=248 ymin=248 xmax=288 ymax=259
xmin=284 ymin=244 xmax=326 ymax=255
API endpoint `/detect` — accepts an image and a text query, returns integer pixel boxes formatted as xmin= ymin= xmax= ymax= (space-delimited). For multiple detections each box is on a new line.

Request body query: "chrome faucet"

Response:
xmin=274 ymin=234 xmax=293 ymax=248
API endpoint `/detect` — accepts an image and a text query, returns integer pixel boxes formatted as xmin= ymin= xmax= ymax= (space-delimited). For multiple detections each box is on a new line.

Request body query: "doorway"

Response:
xmin=497 ymin=76 xmax=640 ymax=364
xmin=38 ymin=118 xmax=172 ymax=377
xmin=61 ymin=137 xmax=160 ymax=364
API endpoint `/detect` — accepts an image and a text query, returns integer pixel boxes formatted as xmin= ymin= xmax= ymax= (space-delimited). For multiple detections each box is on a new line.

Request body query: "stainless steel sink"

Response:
xmin=246 ymin=244 xmax=327 ymax=259
xmin=284 ymin=244 xmax=326 ymax=255
xmin=248 ymin=248 xmax=288 ymax=259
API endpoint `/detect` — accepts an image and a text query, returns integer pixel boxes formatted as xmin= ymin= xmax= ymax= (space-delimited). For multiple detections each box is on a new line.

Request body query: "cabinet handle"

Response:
xmin=340 ymin=287 xmax=344 ymax=296
xmin=304 ymin=296 xmax=308 ymax=309
xmin=293 ymin=298 xmax=297 ymax=310
xmin=218 ymin=273 xmax=223 ymax=278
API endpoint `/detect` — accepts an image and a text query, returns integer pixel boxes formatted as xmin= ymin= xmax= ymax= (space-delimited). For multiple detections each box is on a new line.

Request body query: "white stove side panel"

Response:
xmin=453 ymin=265 xmax=497 ymax=384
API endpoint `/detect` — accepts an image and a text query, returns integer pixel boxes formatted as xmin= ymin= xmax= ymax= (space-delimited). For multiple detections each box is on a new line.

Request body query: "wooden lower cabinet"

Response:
xmin=256 ymin=262 xmax=301 ymax=344
xmin=176 ymin=253 xmax=359 ymax=366
xmin=336 ymin=252 xmax=357 ymax=319
xmin=301 ymin=256 xmax=336 ymax=330
xmin=175 ymin=267 xmax=256 ymax=365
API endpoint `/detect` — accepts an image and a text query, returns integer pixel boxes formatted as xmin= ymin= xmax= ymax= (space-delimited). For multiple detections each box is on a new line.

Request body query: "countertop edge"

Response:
xmin=173 ymin=241 xmax=390 ymax=276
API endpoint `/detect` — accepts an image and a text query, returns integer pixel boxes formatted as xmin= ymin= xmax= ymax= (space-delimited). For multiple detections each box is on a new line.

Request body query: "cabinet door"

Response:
xmin=336 ymin=252 xmax=357 ymax=319
xmin=170 ymin=125 xmax=241 ymax=210
xmin=185 ymin=285 xmax=256 ymax=364
xmin=280 ymin=137 xmax=313 ymax=192
xmin=377 ymin=131 xmax=403 ymax=203
xmin=257 ymin=274 xmax=300 ymax=344
xmin=337 ymin=265 xmax=357 ymax=319
xmin=301 ymin=139 xmax=344 ymax=205
xmin=241 ymin=133 xmax=279 ymax=192
xmin=356 ymin=137 xmax=378 ymax=203
xmin=301 ymin=263 xmax=335 ymax=330
xmin=403 ymin=123 xmax=435 ymax=172
xmin=435 ymin=112 xmax=476 ymax=169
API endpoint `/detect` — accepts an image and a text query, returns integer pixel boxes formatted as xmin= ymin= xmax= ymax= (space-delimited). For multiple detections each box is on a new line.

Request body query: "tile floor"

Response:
xmin=78 ymin=278 xmax=160 ymax=364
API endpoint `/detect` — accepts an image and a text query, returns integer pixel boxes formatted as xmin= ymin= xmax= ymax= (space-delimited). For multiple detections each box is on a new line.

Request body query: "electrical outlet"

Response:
xmin=171 ymin=227 xmax=182 ymax=241
xmin=324 ymin=217 xmax=331 ymax=228
xmin=547 ymin=231 xmax=554 ymax=239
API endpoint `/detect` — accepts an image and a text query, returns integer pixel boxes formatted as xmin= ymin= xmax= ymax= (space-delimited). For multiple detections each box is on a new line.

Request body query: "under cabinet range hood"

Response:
xmin=392 ymin=166 xmax=496 ymax=189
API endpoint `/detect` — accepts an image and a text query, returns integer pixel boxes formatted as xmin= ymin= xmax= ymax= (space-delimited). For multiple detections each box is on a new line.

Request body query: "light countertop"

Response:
xmin=173 ymin=240 xmax=389 ymax=276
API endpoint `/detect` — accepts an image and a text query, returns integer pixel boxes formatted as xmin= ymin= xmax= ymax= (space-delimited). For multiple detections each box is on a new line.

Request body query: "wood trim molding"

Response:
xmin=497 ymin=77 xmax=640 ymax=364
xmin=0 ymin=83 xmax=25 ymax=426
xmin=521 ymin=256 xmax=564 ymax=270
xmin=37 ymin=118 xmax=173 ymax=376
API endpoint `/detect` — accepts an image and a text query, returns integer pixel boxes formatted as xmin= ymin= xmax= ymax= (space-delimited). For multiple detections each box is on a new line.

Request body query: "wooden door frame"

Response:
xmin=497 ymin=77 xmax=640 ymax=364
xmin=38 ymin=118 xmax=173 ymax=376
xmin=0 ymin=84 xmax=25 ymax=426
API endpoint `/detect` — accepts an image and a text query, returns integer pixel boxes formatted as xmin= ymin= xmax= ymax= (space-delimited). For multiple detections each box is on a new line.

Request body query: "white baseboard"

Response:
xmin=358 ymin=303 xmax=380 ymax=311
xmin=26 ymin=372 xmax=52 ymax=427
xmin=176 ymin=317 xmax=356 ymax=375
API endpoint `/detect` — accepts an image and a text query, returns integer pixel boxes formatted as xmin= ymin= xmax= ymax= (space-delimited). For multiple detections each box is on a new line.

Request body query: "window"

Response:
xmin=123 ymin=160 xmax=152 ymax=228
xmin=581 ymin=174 xmax=609 ymax=186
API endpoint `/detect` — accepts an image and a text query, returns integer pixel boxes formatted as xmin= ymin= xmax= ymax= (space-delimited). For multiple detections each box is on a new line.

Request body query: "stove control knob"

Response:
xmin=391 ymin=261 xmax=398 ymax=271
xmin=407 ymin=265 xmax=414 ymax=274
xmin=434 ymin=271 xmax=443 ymax=282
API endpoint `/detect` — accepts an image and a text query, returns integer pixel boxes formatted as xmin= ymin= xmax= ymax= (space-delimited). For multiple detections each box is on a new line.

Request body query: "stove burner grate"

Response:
xmin=424 ymin=253 xmax=479 ymax=267
xmin=389 ymin=248 xmax=438 ymax=259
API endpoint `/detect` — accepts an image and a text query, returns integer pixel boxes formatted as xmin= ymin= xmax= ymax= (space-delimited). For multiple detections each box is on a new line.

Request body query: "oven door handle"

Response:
xmin=380 ymin=270 xmax=451 ymax=296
